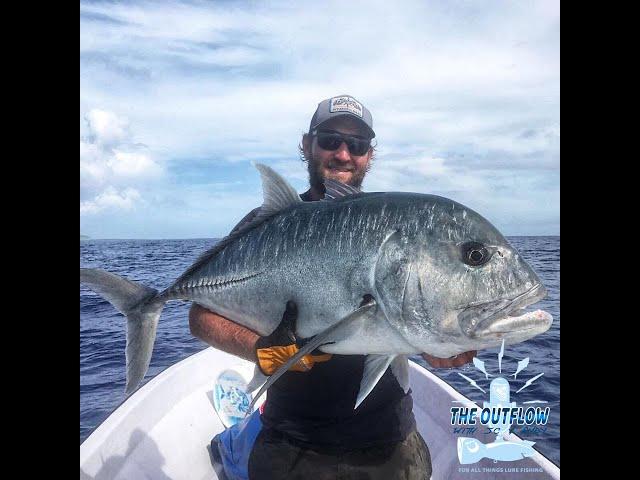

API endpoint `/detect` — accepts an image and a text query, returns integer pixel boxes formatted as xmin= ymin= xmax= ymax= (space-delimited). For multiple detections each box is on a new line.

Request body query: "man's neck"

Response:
xmin=303 ymin=186 xmax=325 ymax=201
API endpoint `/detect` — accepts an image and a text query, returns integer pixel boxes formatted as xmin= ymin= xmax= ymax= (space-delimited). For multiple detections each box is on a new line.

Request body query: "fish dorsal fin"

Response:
xmin=255 ymin=163 xmax=302 ymax=216
xmin=323 ymin=178 xmax=361 ymax=200
xmin=172 ymin=164 xmax=299 ymax=288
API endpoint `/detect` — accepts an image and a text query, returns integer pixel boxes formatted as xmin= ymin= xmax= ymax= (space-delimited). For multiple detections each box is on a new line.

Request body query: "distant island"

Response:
xmin=80 ymin=235 xmax=90 ymax=240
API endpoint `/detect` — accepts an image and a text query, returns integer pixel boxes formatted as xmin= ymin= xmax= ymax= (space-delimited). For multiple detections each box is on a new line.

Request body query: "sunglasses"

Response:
xmin=313 ymin=129 xmax=371 ymax=156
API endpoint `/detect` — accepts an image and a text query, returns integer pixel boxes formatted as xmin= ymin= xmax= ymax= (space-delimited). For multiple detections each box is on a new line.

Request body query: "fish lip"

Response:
xmin=476 ymin=309 xmax=553 ymax=337
xmin=458 ymin=283 xmax=549 ymax=338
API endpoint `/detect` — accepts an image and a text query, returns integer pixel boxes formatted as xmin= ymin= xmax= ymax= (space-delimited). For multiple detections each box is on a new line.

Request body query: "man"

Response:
xmin=190 ymin=95 xmax=475 ymax=479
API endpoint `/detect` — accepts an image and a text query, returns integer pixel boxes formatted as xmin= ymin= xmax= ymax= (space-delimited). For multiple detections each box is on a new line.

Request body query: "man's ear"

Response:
xmin=367 ymin=146 xmax=375 ymax=162
xmin=302 ymin=133 xmax=312 ymax=161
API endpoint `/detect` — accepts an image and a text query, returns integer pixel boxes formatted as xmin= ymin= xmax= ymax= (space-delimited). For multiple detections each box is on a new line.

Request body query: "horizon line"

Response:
xmin=81 ymin=234 xmax=560 ymax=240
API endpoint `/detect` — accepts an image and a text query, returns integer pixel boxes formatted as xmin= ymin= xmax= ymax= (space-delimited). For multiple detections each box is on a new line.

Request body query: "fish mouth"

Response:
xmin=458 ymin=284 xmax=553 ymax=339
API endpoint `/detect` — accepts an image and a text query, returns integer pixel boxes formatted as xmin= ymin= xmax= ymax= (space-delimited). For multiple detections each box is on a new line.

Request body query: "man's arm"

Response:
xmin=188 ymin=207 xmax=267 ymax=363
xmin=189 ymin=301 xmax=333 ymax=374
xmin=188 ymin=303 xmax=259 ymax=363
xmin=190 ymin=302 xmax=474 ymax=371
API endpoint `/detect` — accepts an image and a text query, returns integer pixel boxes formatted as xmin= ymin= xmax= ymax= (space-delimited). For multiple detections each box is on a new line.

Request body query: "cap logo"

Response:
xmin=330 ymin=96 xmax=363 ymax=118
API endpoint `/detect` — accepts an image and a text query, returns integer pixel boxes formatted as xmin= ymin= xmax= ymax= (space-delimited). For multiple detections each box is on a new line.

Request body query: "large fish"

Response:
xmin=80 ymin=164 xmax=552 ymax=408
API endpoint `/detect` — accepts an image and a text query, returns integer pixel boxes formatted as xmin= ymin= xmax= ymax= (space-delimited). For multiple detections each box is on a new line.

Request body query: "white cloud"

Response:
xmin=108 ymin=150 xmax=161 ymax=177
xmin=80 ymin=0 xmax=559 ymax=237
xmin=366 ymin=154 xmax=488 ymax=199
xmin=80 ymin=108 xmax=162 ymax=215
xmin=80 ymin=186 xmax=141 ymax=215
xmin=80 ymin=141 xmax=108 ymax=186
xmin=80 ymin=0 xmax=559 ymax=162
xmin=84 ymin=109 xmax=130 ymax=148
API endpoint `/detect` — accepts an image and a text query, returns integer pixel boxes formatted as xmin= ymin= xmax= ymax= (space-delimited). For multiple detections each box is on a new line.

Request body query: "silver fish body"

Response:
xmin=80 ymin=164 xmax=552 ymax=400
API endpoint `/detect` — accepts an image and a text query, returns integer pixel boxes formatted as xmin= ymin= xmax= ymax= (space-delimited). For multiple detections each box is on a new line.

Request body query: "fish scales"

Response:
xmin=175 ymin=196 xmax=399 ymax=337
xmin=80 ymin=165 xmax=552 ymax=398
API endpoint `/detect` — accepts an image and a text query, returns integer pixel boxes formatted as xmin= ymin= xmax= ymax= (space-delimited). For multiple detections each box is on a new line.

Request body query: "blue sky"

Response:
xmin=80 ymin=0 xmax=559 ymax=238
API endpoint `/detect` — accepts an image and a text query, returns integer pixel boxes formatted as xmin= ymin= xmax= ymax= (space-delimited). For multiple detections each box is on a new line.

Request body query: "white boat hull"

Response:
xmin=80 ymin=348 xmax=559 ymax=479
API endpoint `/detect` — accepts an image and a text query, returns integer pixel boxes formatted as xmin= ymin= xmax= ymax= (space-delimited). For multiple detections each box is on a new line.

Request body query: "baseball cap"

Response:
xmin=309 ymin=95 xmax=375 ymax=139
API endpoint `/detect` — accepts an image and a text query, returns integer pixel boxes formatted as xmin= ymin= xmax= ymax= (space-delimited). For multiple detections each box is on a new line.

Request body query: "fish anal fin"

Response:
xmin=356 ymin=354 xmax=396 ymax=409
xmin=390 ymin=355 xmax=410 ymax=394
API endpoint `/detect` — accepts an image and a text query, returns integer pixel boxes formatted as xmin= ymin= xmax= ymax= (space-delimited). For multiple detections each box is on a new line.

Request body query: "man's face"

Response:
xmin=305 ymin=117 xmax=373 ymax=191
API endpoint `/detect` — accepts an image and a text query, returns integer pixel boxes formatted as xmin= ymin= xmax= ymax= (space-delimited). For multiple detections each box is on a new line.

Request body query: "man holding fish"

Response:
xmin=189 ymin=95 xmax=475 ymax=479
xmin=81 ymin=93 xmax=552 ymax=477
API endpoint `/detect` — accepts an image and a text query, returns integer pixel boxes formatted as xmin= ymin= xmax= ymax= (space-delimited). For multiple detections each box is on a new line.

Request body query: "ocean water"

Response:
xmin=80 ymin=236 xmax=560 ymax=466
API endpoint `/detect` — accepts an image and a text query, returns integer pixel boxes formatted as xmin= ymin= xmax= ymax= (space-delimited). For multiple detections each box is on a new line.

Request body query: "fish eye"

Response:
xmin=461 ymin=241 xmax=491 ymax=267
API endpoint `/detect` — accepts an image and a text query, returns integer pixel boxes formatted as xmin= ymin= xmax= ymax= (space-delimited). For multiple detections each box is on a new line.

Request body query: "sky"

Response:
xmin=80 ymin=0 xmax=559 ymax=238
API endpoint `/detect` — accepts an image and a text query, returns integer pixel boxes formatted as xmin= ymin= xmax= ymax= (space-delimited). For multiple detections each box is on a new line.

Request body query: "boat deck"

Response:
xmin=80 ymin=348 xmax=559 ymax=479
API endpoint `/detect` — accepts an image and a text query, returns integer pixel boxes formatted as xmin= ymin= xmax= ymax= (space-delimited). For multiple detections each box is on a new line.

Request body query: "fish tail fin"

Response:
xmin=80 ymin=268 xmax=165 ymax=396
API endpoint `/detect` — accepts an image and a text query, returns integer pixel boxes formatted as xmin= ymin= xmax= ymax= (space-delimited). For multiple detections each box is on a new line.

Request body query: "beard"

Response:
xmin=307 ymin=158 xmax=370 ymax=192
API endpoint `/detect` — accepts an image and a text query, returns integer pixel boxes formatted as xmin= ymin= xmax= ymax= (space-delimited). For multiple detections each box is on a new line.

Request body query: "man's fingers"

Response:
xmin=422 ymin=353 xmax=446 ymax=368
xmin=450 ymin=355 xmax=469 ymax=367
xmin=310 ymin=353 xmax=332 ymax=363
xmin=422 ymin=350 xmax=477 ymax=368
xmin=448 ymin=351 xmax=475 ymax=367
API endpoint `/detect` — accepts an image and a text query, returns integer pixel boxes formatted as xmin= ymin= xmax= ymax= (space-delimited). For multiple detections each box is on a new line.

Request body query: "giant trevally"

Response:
xmin=80 ymin=164 xmax=552 ymax=408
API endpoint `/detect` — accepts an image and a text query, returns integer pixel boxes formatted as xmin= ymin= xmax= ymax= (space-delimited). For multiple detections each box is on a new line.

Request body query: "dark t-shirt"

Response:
xmin=232 ymin=190 xmax=416 ymax=450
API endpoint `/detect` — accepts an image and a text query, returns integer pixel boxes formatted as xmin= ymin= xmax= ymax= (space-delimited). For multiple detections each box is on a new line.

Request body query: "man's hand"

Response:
xmin=255 ymin=301 xmax=332 ymax=375
xmin=421 ymin=351 xmax=477 ymax=368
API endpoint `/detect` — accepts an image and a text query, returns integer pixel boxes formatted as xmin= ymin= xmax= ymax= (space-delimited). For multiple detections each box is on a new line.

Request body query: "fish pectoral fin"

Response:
xmin=356 ymin=355 xmax=396 ymax=409
xmin=246 ymin=364 xmax=268 ymax=393
xmin=248 ymin=298 xmax=378 ymax=411
xmin=390 ymin=355 xmax=410 ymax=394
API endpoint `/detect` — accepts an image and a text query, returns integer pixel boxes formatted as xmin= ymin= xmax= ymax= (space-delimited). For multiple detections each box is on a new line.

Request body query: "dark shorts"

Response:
xmin=247 ymin=427 xmax=432 ymax=480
